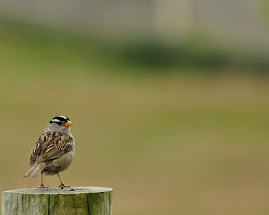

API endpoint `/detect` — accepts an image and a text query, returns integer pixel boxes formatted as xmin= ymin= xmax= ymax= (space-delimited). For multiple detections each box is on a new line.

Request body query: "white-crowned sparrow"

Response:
xmin=23 ymin=116 xmax=75 ymax=188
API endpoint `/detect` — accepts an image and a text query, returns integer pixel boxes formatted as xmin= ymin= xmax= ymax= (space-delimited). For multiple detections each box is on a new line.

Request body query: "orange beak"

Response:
xmin=64 ymin=121 xmax=73 ymax=127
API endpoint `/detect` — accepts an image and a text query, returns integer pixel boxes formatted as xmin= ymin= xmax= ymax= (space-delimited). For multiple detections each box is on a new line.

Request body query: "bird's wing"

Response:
xmin=30 ymin=134 xmax=44 ymax=165
xmin=30 ymin=131 xmax=73 ymax=165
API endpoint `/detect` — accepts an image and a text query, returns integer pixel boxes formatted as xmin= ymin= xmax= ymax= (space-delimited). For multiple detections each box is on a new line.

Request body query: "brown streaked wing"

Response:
xmin=29 ymin=133 xmax=47 ymax=165
xmin=29 ymin=131 xmax=73 ymax=165
xmin=39 ymin=131 xmax=73 ymax=163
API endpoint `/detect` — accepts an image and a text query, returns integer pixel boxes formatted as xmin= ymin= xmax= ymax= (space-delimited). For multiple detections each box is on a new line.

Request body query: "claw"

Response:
xmin=59 ymin=183 xmax=70 ymax=189
xmin=38 ymin=184 xmax=49 ymax=188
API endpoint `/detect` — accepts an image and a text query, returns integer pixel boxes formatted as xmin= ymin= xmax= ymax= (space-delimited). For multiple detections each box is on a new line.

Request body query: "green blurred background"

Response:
xmin=1 ymin=1 xmax=269 ymax=215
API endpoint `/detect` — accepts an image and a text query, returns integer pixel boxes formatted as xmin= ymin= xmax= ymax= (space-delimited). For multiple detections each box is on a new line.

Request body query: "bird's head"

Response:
xmin=47 ymin=116 xmax=73 ymax=134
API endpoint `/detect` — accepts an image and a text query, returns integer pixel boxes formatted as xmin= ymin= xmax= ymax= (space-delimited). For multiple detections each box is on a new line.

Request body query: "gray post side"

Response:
xmin=2 ymin=186 xmax=113 ymax=215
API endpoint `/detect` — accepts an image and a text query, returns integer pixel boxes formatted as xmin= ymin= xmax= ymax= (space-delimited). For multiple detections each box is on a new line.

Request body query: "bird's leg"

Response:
xmin=57 ymin=173 xmax=69 ymax=189
xmin=38 ymin=171 xmax=48 ymax=188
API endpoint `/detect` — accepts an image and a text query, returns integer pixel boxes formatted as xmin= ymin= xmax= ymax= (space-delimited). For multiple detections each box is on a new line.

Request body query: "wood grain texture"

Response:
xmin=2 ymin=187 xmax=113 ymax=215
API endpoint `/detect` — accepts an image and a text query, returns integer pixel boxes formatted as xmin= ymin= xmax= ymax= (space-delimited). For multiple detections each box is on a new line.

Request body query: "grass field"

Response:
xmin=0 ymin=21 xmax=269 ymax=215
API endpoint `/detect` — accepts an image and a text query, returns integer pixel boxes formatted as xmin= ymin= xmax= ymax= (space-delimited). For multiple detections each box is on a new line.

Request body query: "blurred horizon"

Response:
xmin=1 ymin=1 xmax=269 ymax=215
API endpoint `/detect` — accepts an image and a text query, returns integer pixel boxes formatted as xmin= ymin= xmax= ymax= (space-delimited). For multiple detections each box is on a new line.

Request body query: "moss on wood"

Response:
xmin=2 ymin=187 xmax=113 ymax=215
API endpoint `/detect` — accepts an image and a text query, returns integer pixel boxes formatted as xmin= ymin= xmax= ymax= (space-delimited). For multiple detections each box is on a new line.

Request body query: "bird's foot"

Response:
xmin=38 ymin=184 xmax=49 ymax=188
xmin=59 ymin=183 xmax=70 ymax=189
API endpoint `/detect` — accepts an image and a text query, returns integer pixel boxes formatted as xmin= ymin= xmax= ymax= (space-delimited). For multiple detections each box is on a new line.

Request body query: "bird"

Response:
xmin=23 ymin=116 xmax=75 ymax=188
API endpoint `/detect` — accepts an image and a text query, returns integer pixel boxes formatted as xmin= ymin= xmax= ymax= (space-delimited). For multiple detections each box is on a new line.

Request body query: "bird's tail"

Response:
xmin=23 ymin=163 xmax=46 ymax=178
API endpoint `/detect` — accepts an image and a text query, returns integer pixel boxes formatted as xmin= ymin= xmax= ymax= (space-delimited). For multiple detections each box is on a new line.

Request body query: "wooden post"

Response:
xmin=2 ymin=186 xmax=113 ymax=215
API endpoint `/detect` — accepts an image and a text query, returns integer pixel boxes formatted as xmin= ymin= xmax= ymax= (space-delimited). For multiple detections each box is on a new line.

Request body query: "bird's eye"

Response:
xmin=50 ymin=118 xmax=63 ymax=125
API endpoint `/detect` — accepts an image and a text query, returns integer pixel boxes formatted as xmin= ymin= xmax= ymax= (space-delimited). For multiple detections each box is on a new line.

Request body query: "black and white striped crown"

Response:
xmin=49 ymin=116 xmax=70 ymax=125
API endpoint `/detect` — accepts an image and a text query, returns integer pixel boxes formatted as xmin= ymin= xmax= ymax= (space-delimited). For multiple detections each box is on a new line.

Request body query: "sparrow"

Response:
xmin=23 ymin=116 xmax=75 ymax=188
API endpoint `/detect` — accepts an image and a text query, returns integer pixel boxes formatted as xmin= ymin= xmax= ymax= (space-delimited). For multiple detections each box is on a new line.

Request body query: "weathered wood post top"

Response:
xmin=2 ymin=186 xmax=113 ymax=215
